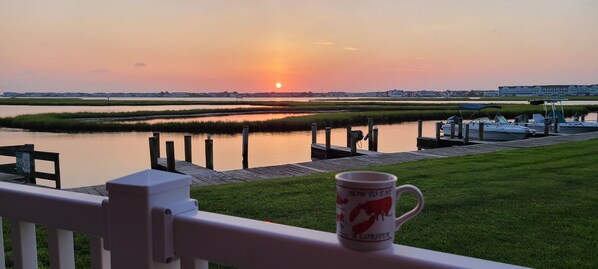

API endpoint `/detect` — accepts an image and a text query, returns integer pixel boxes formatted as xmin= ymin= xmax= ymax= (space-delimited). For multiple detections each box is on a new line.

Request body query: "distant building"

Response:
xmin=498 ymin=85 xmax=598 ymax=96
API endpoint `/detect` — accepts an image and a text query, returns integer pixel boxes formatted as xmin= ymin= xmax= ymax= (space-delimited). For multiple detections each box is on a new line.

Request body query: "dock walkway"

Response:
xmin=67 ymin=131 xmax=598 ymax=196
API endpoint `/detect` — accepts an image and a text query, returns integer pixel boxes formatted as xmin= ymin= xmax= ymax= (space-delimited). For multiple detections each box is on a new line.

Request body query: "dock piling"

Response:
xmin=242 ymin=125 xmax=249 ymax=169
xmin=325 ymin=127 xmax=331 ymax=159
xmin=368 ymin=118 xmax=374 ymax=150
xmin=435 ymin=122 xmax=441 ymax=142
xmin=581 ymin=115 xmax=585 ymax=122
xmin=311 ymin=123 xmax=317 ymax=144
xmin=450 ymin=122 xmax=455 ymax=139
xmin=479 ymin=122 xmax=484 ymax=141
xmin=554 ymin=117 xmax=559 ymax=133
xmin=346 ymin=127 xmax=352 ymax=147
xmin=458 ymin=122 xmax=463 ymax=139
xmin=149 ymin=137 xmax=158 ymax=169
xmin=350 ymin=131 xmax=357 ymax=155
xmin=464 ymin=124 xmax=470 ymax=144
xmin=205 ymin=135 xmax=214 ymax=170
xmin=153 ymin=132 xmax=161 ymax=158
xmin=166 ymin=141 xmax=175 ymax=172
xmin=184 ymin=135 xmax=192 ymax=163
xmin=373 ymin=127 xmax=379 ymax=152
xmin=544 ymin=118 xmax=550 ymax=136
xmin=417 ymin=120 xmax=423 ymax=138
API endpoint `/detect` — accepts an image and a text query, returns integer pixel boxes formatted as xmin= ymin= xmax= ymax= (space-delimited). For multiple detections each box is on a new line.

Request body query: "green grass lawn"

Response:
xmin=192 ymin=139 xmax=598 ymax=269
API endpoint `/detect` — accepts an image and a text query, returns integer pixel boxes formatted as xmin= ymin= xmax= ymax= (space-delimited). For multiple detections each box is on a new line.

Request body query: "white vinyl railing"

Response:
xmin=0 ymin=169 xmax=529 ymax=269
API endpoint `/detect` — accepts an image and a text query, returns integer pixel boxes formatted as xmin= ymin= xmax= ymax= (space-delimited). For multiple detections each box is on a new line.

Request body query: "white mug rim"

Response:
xmin=335 ymin=171 xmax=397 ymax=185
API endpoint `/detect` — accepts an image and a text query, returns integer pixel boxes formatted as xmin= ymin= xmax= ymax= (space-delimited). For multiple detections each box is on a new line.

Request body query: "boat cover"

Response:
xmin=458 ymin=104 xmax=502 ymax=110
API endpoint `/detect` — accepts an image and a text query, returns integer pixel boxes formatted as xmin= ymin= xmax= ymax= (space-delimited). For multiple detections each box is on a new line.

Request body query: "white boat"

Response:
xmin=442 ymin=104 xmax=535 ymax=141
xmin=519 ymin=99 xmax=598 ymax=134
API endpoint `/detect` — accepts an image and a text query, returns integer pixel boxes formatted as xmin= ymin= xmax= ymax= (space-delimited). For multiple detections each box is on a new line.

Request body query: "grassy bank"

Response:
xmin=2 ymin=139 xmax=597 ymax=268
xmin=1 ymin=102 xmax=594 ymax=133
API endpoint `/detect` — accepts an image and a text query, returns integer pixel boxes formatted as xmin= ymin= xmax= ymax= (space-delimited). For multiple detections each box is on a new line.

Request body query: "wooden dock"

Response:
xmin=310 ymin=143 xmax=380 ymax=159
xmin=67 ymin=131 xmax=598 ymax=196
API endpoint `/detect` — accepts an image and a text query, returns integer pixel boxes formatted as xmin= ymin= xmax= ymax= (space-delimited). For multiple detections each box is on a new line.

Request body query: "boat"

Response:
xmin=518 ymin=99 xmax=598 ymax=134
xmin=442 ymin=104 xmax=535 ymax=141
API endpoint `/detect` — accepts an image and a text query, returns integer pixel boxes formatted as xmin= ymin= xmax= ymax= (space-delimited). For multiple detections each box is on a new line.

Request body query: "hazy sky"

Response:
xmin=1 ymin=1 xmax=597 ymax=92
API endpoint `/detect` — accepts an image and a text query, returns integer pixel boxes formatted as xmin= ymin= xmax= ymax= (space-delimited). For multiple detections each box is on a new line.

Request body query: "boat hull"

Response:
xmin=442 ymin=123 xmax=532 ymax=141
xmin=521 ymin=122 xmax=598 ymax=134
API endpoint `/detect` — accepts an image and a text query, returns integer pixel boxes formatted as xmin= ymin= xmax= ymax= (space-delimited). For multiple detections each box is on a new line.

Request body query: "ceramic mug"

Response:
xmin=335 ymin=171 xmax=424 ymax=251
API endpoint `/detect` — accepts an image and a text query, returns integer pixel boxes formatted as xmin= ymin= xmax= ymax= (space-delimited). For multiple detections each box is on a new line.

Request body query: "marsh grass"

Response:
xmin=1 ymin=102 xmax=591 ymax=133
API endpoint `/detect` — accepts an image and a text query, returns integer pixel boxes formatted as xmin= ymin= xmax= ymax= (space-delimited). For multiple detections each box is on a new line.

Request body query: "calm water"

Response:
xmin=0 ymin=121 xmax=438 ymax=188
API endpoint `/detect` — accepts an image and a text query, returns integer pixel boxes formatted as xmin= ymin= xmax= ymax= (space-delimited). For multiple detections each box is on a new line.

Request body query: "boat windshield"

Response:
xmin=477 ymin=117 xmax=492 ymax=123
xmin=495 ymin=115 xmax=509 ymax=124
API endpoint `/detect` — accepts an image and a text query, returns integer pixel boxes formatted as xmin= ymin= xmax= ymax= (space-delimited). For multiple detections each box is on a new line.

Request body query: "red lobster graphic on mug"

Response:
xmin=349 ymin=196 xmax=392 ymax=236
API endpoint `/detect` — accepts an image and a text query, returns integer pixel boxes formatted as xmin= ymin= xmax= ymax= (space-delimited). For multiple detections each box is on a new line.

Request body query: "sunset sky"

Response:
xmin=1 ymin=1 xmax=597 ymax=92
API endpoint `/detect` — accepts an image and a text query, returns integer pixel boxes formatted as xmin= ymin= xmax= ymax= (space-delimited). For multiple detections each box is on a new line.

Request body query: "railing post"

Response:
xmin=368 ymin=118 xmax=374 ymax=150
xmin=417 ymin=120 xmax=422 ymax=138
xmin=311 ymin=123 xmax=317 ymax=144
xmin=0 ymin=217 xmax=4 ymax=268
xmin=184 ymin=135 xmax=192 ymax=163
xmin=479 ymin=122 xmax=485 ymax=141
xmin=149 ymin=137 xmax=158 ymax=169
xmin=325 ymin=127 xmax=331 ymax=159
xmin=242 ymin=125 xmax=249 ymax=169
xmin=464 ymin=124 xmax=470 ymax=144
xmin=166 ymin=141 xmax=176 ymax=172
xmin=372 ymin=127 xmax=379 ymax=152
xmin=48 ymin=228 xmax=75 ymax=269
xmin=346 ymin=126 xmax=352 ymax=147
xmin=105 ymin=170 xmax=198 ymax=269
xmin=54 ymin=153 xmax=62 ymax=189
xmin=153 ymin=132 xmax=161 ymax=158
xmin=205 ymin=135 xmax=214 ymax=170
xmin=89 ymin=236 xmax=111 ymax=269
xmin=10 ymin=220 xmax=38 ymax=269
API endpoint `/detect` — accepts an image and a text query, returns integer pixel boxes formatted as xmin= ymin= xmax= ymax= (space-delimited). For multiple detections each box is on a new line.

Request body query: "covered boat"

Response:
xmin=520 ymin=99 xmax=598 ymax=134
xmin=442 ymin=104 xmax=535 ymax=141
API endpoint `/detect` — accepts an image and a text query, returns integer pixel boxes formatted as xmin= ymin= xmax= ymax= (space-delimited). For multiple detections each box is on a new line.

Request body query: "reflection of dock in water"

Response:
xmin=67 ymin=131 xmax=598 ymax=196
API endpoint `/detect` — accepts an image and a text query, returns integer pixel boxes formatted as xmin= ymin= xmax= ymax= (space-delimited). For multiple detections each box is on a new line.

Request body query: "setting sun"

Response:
xmin=275 ymin=82 xmax=282 ymax=89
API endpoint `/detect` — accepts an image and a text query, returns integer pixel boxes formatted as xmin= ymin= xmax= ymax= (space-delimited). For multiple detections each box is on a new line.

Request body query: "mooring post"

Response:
xmin=350 ymin=131 xmax=357 ymax=155
xmin=325 ymin=127 xmax=331 ymax=159
xmin=450 ymin=122 xmax=455 ymax=139
xmin=458 ymin=122 xmax=463 ymax=139
xmin=346 ymin=126 xmax=352 ymax=147
xmin=479 ymin=122 xmax=485 ymax=141
xmin=311 ymin=123 xmax=317 ymax=144
xmin=242 ymin=125 xmax=249 ymax=169
xmin=464 ymin=124 xmax=470 ymax=144
xmin=368 ymin=118 xmax=374 ymax=151
xmin=153 ymin=132 xmax=161 ymax=158
xmin=372 ymin=127 xmax=379 ymax=152
xmin=148 ymin=137 xmax=158 ymax=169
xmin=435 ymin=122 xmax=441 ymax=142
xmin=184 ymin=135 xmax=192 ymax=163
xmin=166 ymin=141 xmax=175 ymax=172
xmin=417 ymin=120 xmax=423 ymax=138
xmin=544 ymin=118 xmax=550 ymax=136
xmin=205 ymin=135 xmax=213 ymax=170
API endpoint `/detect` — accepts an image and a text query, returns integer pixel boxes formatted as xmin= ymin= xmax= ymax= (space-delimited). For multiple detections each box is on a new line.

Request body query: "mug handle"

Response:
xmin=395 ymin=184 xmax=424 ymax=231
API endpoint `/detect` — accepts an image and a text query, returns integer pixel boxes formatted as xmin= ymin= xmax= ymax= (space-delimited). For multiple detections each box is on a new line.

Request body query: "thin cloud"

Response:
xmin=315 ymin=42 xmax=335 ymax=45
xmin=134 ymin=62 xmax=147 ymax=67
xmin=343 ymin=47 xmax=360 ymax=51
xmin=92 ymin=69 xmax=110 ymax=73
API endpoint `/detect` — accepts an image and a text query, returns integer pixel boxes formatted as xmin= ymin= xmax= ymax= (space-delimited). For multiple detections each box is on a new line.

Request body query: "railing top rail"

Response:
xmin=0 ymin=181 xmax=105 ymax=236
xmin=174 ymin=211 xmax=529 ymax=269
